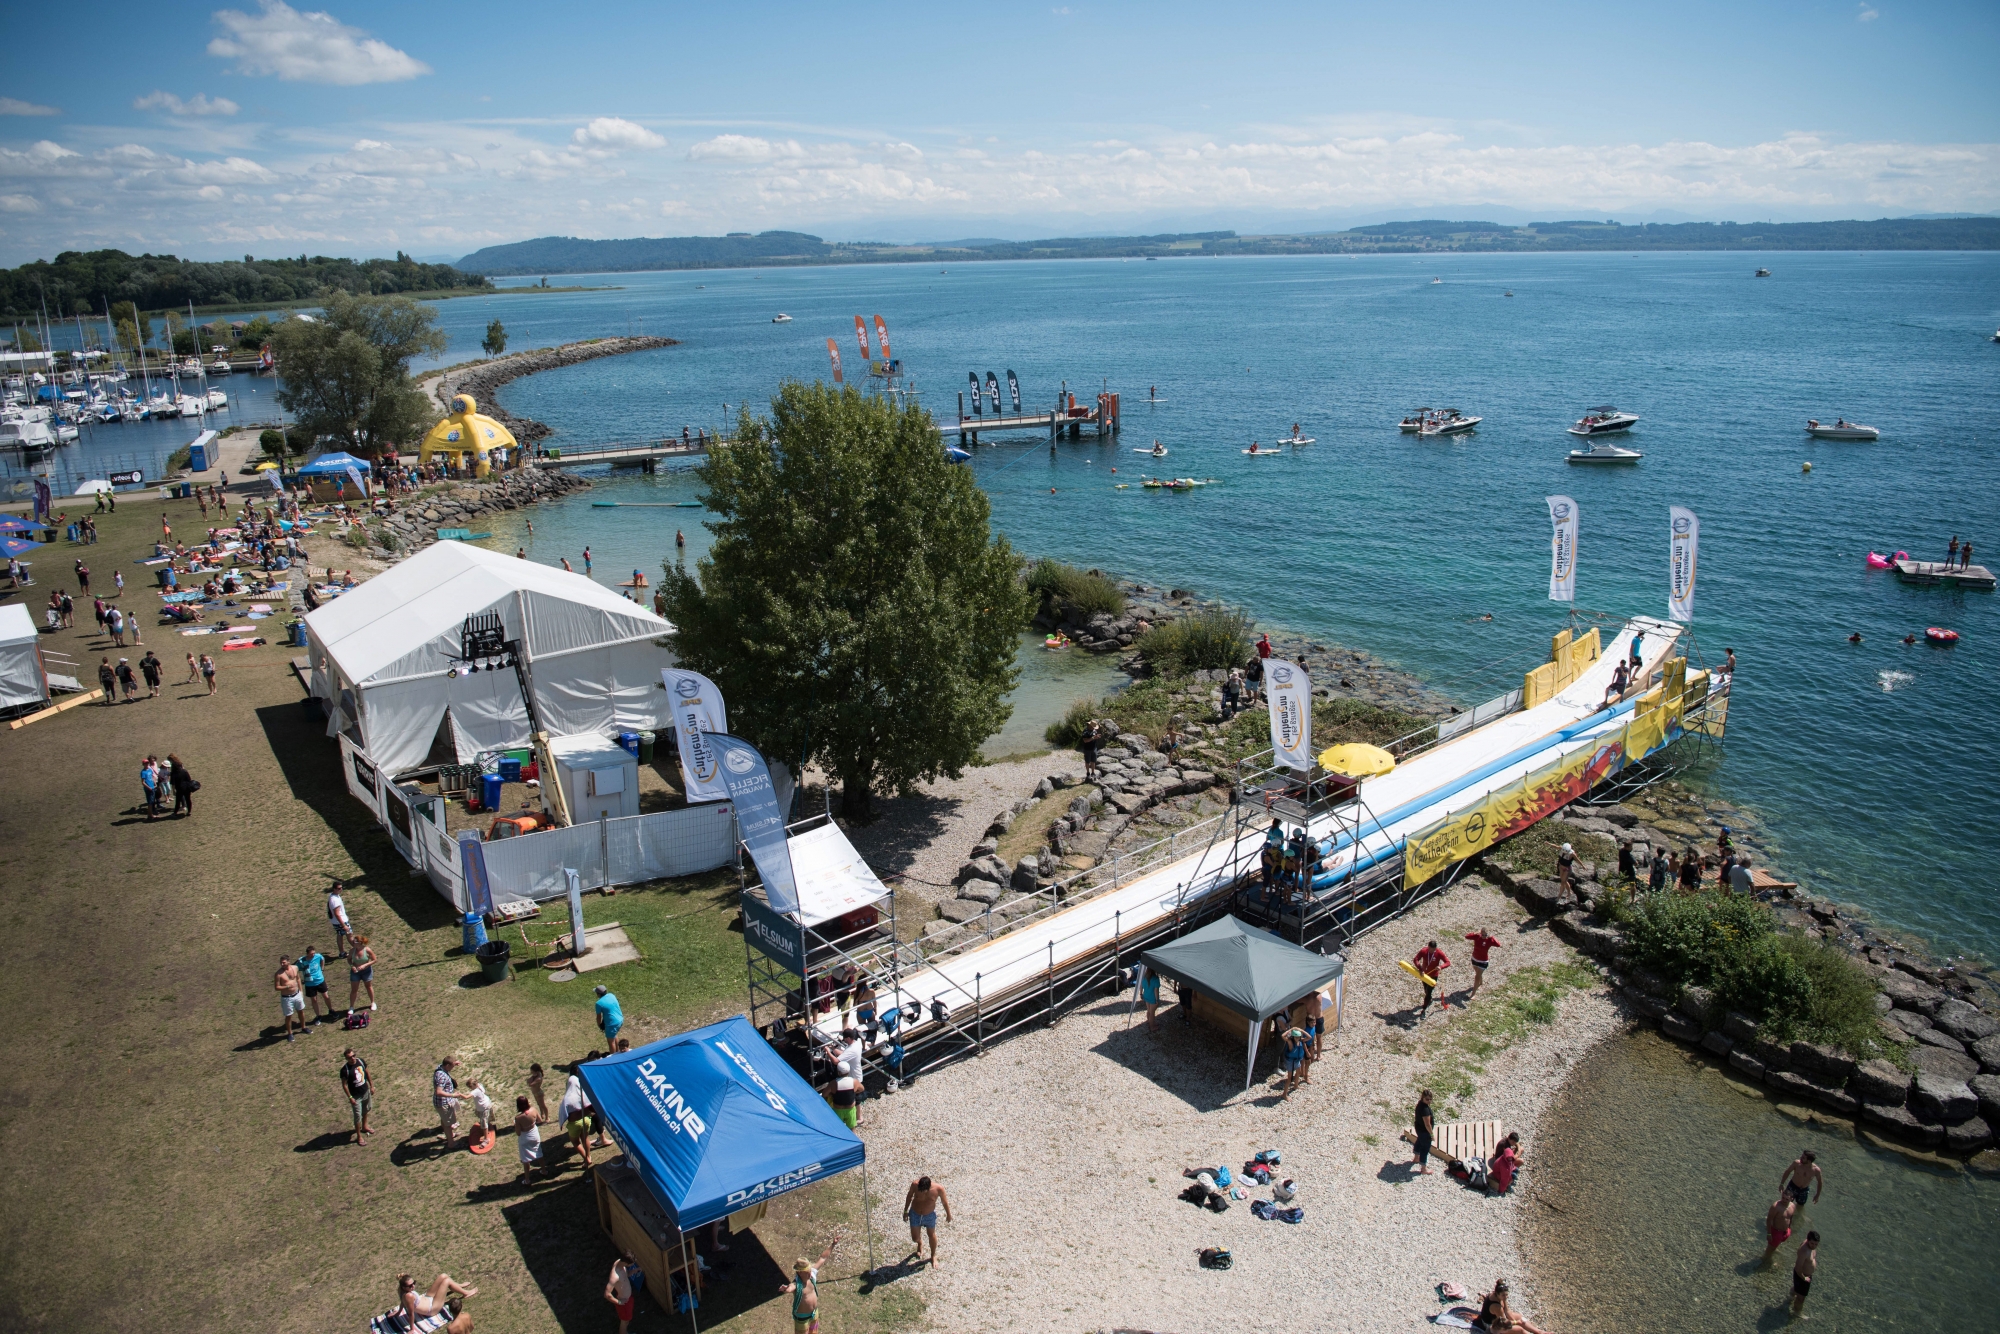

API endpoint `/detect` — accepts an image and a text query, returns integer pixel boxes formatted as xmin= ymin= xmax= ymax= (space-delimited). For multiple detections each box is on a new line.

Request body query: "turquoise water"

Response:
xmin=418 ymin=254 xmax=2000 ymax=957
xmin=1529 ymin=1028 xmax=2000 ymax=1331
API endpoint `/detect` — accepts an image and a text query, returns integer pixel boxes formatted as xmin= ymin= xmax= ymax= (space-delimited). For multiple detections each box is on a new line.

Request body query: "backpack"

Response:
xmin=1212 ymin=1165 xmax=1231 ymax=1188
xmin=343 ymin=1011 xmax=371 ymax=1030
xmin=1255 ymin=1149 xmax=1281 ymax=1165
xmin=1198 ymin=1247 xmax=1232 ymax=1271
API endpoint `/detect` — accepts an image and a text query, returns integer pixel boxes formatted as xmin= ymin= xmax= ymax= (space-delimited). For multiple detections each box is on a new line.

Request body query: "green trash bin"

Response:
xmin=638 ymin=730 xmax=655 ymax=763
xmin=475 ymin=939 xmax=511 ymax=983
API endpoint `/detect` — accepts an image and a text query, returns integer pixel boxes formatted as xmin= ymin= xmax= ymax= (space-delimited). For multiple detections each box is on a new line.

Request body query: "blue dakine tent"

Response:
xmin=297 ymin=451 xmax=373 ymax=475
xmin=579 ymin=1015 xmax=864 ymax=1229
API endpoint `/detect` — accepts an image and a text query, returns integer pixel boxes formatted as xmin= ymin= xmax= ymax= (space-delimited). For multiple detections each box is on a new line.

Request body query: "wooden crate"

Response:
xmin=1433 ymin=1119 xmax=1504 ymax=1165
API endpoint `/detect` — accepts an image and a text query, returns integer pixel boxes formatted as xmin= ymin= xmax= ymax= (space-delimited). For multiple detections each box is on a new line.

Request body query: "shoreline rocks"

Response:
xmin=349 ymin=468 xmax=592 ymax=563
xmin=438 ymin=335 xmax=678 ymax=445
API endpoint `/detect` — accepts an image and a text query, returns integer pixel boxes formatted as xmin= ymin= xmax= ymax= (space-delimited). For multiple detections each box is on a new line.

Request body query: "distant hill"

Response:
xmin=459 ymin=218 xmax=2000 ymax=276
xmin=0 ymin=249 xmax=490 ymax=318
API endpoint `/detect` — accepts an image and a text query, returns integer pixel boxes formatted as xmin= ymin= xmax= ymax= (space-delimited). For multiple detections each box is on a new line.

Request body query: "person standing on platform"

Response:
xmin=594 ymin=985 xmax=623 ymax=1049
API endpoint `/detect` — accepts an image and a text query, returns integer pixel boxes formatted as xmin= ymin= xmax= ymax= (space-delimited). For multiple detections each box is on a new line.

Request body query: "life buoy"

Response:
xmin=1925 ymin=627 xmax=1959 ymax=645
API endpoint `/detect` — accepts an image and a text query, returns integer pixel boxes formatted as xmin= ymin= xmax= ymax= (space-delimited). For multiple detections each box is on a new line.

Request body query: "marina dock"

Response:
xmin=957 ymin=390 xmax=1122 ymax=445
xmin=531 ymin=438 xmax=715 ymax=471
xmin=1893 ymin=558 xmax=1996 ymax=590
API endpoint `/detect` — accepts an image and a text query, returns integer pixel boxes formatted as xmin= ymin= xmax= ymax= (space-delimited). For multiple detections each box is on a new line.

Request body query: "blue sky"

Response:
xmin=0 ymin=0 xmax=1994 ymax=264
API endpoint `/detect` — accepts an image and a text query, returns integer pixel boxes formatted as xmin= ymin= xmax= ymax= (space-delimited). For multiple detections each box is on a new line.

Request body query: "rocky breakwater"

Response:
xmin=1478 ymin=798 xmax=2000 ymax=1159
xmin=349 ymin=469 xmax=592 ymax=562
xmin=442 ymin=335 xmax=677 ymax=445
xmin=920 ymin=731 xmax=1225 ymax=955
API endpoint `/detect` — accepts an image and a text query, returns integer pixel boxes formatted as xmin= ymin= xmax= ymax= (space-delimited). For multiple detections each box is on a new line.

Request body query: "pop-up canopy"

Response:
xmin=579 ymin=1016 xmax=864 ymax=1230
xmin=297 ymin=450 xmax=372 ymax=475
xmin=1140 ymin=915 xmax=1345 ymax=1089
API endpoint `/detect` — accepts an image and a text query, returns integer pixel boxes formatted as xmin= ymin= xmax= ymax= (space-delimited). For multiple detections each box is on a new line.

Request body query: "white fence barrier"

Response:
xmin=474 ymin=803 xmax=737 ymax=906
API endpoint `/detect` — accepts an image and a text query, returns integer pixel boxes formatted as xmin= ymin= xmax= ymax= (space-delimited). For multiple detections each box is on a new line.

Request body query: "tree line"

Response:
xmin=0 ymin=249 xmax=490 ymax=319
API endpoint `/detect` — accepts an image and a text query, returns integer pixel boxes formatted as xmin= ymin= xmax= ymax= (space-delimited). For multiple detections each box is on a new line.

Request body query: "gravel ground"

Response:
xmin=843 ymin=752 xmax=1080 ymax=911
xmin=854 ymin=876 xmax=1628 ymax=1333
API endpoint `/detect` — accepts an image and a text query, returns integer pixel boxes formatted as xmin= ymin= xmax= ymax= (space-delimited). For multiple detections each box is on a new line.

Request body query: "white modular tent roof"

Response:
xmin=305 ymin=541 xmax=677 ymax=774
xmin=0 ymin=603 xmax=47 ymax=711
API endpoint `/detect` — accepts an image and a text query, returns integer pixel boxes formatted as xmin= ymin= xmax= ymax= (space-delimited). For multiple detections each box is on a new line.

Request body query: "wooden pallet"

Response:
xmin=1433 ymin=1119 xmax=1504 ymax=1164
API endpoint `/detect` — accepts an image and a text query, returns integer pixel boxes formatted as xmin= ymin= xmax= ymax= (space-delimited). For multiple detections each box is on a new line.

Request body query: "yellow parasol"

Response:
xmin=1317 ymin=743 xmax=1395 ymax=777
xmin=253 ymin=460 xmax=278 ymax=471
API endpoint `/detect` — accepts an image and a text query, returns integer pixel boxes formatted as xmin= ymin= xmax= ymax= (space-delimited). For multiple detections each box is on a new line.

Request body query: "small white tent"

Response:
xmin=305 ymin=542 xmax=677 ymax=775
xmin=0 ymin=603 xmax=47 ymax=712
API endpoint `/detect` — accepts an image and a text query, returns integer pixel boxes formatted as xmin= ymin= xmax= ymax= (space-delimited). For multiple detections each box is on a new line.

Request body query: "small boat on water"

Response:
xmin=771 ymin=314 xmax=792 ymax=323
xmin=1926 ymin=627 xmax=1959 ymax=645
xmin=1569 ymin=406 xmax=1639 ymax=436
xmin=1567 ymin=441 xmax=1644 ymax=465
xmin=1756 ymin=268 xmax=1771 ymax=277
xmin=1399 ymin=408 xmax=1432 ymax=433
xmin=206 ymin=388 xmax=228 ymax=411
xmin=1806 ymin=418 xmax=1878 ymax=441
xmin=1241 ymin=443 xmax=1283 ymax=456
xmin=1277 ymin=423 xmax=1315 ymax=445
xmin=1419 ymin=409 xmax=1480 ymax=437
xmin=1135 ymin=441 xmax=1169 ymax=457
xmin=1431 ymin=277 xmax=1442 ymax=284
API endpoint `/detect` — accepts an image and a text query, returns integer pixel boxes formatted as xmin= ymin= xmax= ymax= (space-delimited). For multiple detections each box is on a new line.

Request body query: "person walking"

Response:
xmin=1413 ymin=939 xmax=1450 ymax=1017
xmin=1780 ymin=1150 xmax=1824 ymax=1210
xmin=903 ymin=1176 xmax=950 ymax=1265
xmin=274 ymin=956 xmax=310 ymax=1041
xmin=199 ymin=653 xmax=217 ymax=696
xmin=1412 ymin=1089 xmax=1436 ymax=1175
xmin=1762 ymin=1194 xmax=1797 ymax=1265
xmin=594 ymin=985 xmax=624 ymax=1049
xmin=340 ymin=1047 xmax=374 ymax=1144
xmin=345 ymin=934 xmax=377 ymax=1014
xmin=527 ymin=1062 xmax=549 ymax=1119
xmin=97 ymin=656 xmax=116 ymax=705
xmin=139 ymin=650 xmax=162 ymax=698
xmin=604 ymin=1252 xmax=640 ymax=1334
xmin=1649 ymin=847 xmax=1670 ymax=894
xmin=433 ymin=1056 xmax=466 ymax=1152
xmin=140 ymin=756 xmax=163 ymax=821
xmin=115 ymin=657 xmax=137 ymax=701
xmin=167 ymin=753 xmax=196 ymax=817
xmin=1791 ymin=1231 xmax=1820 ymax=1317
xmin=1280 ymin=1017 xmax=1312 ymax=1096
xmin=514 ymin=1095 xmax=544 ymax=1183
xmin=180 ymin=652 xmax=200 ymax=686
xmin=297 ymin=946 xmax=333 ymax=1023
xmin=1464 ymin=927 xmax=1502 ymax=997
xmin=1556 ymin=842 xmax=1577 ymax=896
xmin=59 ymin=589 xmax=73 ymax=628
xmin=327 ymin=882 xmax=354 ymax=957
xmin=107 ymin=605 xmax=126 ymax=648
xmin=74 ymin=560 xmax=89 ymax=595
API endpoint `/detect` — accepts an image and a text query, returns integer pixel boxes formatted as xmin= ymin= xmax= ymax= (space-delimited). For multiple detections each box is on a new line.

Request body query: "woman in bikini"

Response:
xmin=399 ymin=1273 xmax=477 ymax=1329
xmin=1476 ymin=1278 xmax=1551 ymax=1334
xmin=346 ymin=934 xmax=377 ymax=1014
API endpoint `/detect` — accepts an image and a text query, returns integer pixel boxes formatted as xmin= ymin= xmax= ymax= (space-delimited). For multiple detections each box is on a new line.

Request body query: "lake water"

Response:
xmin=43 ymin=252 xmax=2000 ymax=959
xmin=1527 ymin=1028 xmax=2000 ymax=1331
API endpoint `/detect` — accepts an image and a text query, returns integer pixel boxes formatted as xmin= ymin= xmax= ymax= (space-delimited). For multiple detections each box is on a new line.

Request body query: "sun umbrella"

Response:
xmin=1316 ymin=742 xmax=1396 ymax=778
xmin=0 ymin=516 xmax=40 ymax=533
xmin=1 ymin=536 xmax=44 ymax=558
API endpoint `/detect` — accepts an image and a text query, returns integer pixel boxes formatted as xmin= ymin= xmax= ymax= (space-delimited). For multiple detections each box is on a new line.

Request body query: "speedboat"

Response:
xmin=1755 ymin=268 xmax=1771 ymax=277
xmin=0 ymin=404 xmax=57 ymax=453
xmin=1419 ymin=410 xmax=1480 ymax=436
xmin=1806 ymin=418 xmax=1878 ymax=441
xmin=1567 ymin=442 xmax=1644 ymax=465
xmin=208 ymin=355 xmax=232 ymax=374
xmin=771 ymin=314 xmax=792 ymax=323
xmin=1569 ymin=406 xmax=1639 ymax=436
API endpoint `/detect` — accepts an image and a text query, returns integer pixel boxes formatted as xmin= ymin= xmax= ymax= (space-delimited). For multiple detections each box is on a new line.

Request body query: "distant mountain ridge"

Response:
xmin=458 ymin=218 xmax=2000 ymax=275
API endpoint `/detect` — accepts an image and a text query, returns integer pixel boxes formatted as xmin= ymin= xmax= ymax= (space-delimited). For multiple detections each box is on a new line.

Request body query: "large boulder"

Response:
xmin=1946 ymin=1117 xmax=1995 ymax=1154
xmin=1662 ymin=1013 xmax=1701 ymax=1043
xmin=1790 ymin=1042 xmax=1858 ymax=1083
xmin=1011 ymin=858 xmax=1042 ymax=894
xmin=1934 ymin=999 xmax=2000 ymax=1044
xmin=954 ymin=855 xmax=1010 ymax=889
xmin=1914 ymin=1026 xmax=1968 ymax=1053
xmin=1679 ymin=986 xmax=1717 ymax=1023
xmin=1971 ymin=1073 xmax=2000 ymax=1125
xmin=1728 ymin=1050 xmax=1768 ymax=1081
xmin=1912 ymin=1073 xmax=1979 ymax=1126
xmin=1878 ymin=970 xmax=1946 ymax=1015
xmin=1067 ymin=794 xmax=1093 ymax=824
xmin=1975 ymin=1034 xmax=2000 ymax=1076
xmin=1723 ymin=1012 xmax=1760 ymax=1045
xmin=1700 ymin=1031 xmax=1735 ymax=1058
xmin=1911 ymin=1044 xmax=1981 ymax=1085
xmin=938 ymin=897 xmax=989 ymax=924
xmin=1861 ymin=1101 xmax=1942 ymax=1145
xmin=1883 ymin=1008 xmax=1934 ymax=1038
xmin=1517 ymin=879 xmax=1569 ymax=916
xmin=985 ymin=809 xmax=1015 ymax=838
xmin=1848 ymin=1059 xmax=1913 ymax=1106
xmin=1752 ymin=1038 xmax=1794 ymax=1071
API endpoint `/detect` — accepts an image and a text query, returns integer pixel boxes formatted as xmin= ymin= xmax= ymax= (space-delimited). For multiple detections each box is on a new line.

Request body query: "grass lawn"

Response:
xmin=0 ymin=494 xmax=919 ymax=1334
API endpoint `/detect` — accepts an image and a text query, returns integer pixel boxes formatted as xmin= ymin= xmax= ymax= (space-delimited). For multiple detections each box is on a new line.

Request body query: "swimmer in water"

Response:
xmin=1848 ymin=632 xmax=1863 ymax=644
xmin=1903 ymin=633 xmax=1917 ymax=645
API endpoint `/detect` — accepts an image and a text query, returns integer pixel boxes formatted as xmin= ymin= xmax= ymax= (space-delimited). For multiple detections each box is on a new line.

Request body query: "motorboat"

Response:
xmin=208 ymin=355 xmax=232 ymax=374
xmin=1134 ymin=442 xmax=1169 ymax=456
xmin=0 ymin=404 xmax=57 ymax=455
xmin=771 ymin=314 xmax=792 ymax=323
xmin=1431 ymin=277 xmax=1442 ymax=284
xmin=1568 ymin=406 xmax=1639 ymax=436
xmin=1399 ymin=408 xmax=1431 ymax=433
xmin=1419 ymin=409 xmax=1480 ymax=436
xmin=1755 ymin=268 xmax=1771 ymax=277
xmin=1277 ymin=425 xmax=1315 ymax=445
xmin=1567 ymin=441 xmax=1644 ymax=465
xmin=206 ymin=388 xmax=228 ymax=410
xmin=1806 ymin=418 xmax=1878 ymax=441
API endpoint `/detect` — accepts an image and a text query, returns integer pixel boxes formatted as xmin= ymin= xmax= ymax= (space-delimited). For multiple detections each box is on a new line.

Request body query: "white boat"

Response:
xmin=206 ymin=388 xmax=228 ymax=410
xmin=1276 ymin=434 xmax=1315 ymax=445
xmin=1399 ymin=407 xmax=1432 ymax=432
xmin=1568 ymin=406 xmax=1639 ymax=436
xmin=1241 ymin=444 xmax=1284 ymax=456
xmin=0 ymin=404 xmax=57 ymax=454
xmin=1567 ymin=442 xmax=1644 ymax=465
xmin=1806 ymin=418 xmax=1878 ymax=441
xmin=176 ymin=394 xmax=206 ymax=417
xmin=1419 ymin=409 xmax=1480 ymax=436
xmin=771 ymin=314 xmax=792 ymax=323
xmin=1755 ymin=268 xmax=1771 ymax=277
xmin=208 ymin=356 xmax=232 ymax=374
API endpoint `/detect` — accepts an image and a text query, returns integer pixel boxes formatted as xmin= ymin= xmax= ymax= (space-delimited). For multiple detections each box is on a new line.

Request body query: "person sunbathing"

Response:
xmin=400 ymin=1273 xmax=477 ymax=1320
xmin=1477 ymin=1279 xmax=1550 ymax=1334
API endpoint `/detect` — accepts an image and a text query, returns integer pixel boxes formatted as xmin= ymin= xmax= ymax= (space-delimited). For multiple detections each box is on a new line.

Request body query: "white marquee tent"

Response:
xmin=305 ymin=541 xmax=678 ymax=775
xmin=0 ymin=602 xmax=48 ymax=713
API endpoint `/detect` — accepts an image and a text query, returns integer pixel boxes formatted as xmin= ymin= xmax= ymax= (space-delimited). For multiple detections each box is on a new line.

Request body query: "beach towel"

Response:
xmin=367 ymin=1306 xmax=452 ymax=1334
xmin=222 ymin=637 xmax=266 ymax=650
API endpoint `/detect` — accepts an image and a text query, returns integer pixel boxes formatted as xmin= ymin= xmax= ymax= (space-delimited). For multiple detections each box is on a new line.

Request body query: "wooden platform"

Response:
xmin=1434 ymin=1119 xmax=1504 ymax=1165
xmin=1893 ymin=558 xmax=1996 ymax=590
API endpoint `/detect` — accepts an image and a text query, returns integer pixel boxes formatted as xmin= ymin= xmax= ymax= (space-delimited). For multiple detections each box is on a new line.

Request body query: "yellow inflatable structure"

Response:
xmin=420 ymin=394 xmax=518 ymax=477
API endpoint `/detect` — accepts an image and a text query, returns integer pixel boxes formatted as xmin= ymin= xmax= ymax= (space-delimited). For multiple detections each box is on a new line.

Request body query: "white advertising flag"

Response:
xmin=1668 ymin=506 xmax=1699 ymax=623
xmin=1265 ymin=658 xmax=1313 ymax=772
xmin=1546 ymin=495 xmax=1578 ymax=603
xmin=661 ymin=668 xmax=731 ymax=803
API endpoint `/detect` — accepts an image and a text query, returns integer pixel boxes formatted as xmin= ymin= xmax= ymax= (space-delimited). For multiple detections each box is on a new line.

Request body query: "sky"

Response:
xmin=0 ymin=0 xmax=1995 ymax=265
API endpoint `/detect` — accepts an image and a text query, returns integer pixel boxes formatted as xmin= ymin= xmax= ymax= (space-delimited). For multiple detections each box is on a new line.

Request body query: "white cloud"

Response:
xmin=573 ymin=117 xmax=666 ymax=151
xmin=0 ymin=97 xmax=59 ymax=116
xmin=208 ymin=0 xmax=430 ymax=85
xmin=689 ymin=134 xmax=806 ymax=162
xmin=0 ymin=193 xmax=42 ymax=212
xmin=1857 ymin=3 xmax=1879 ymax=19
xmin=134 ymin=91 xmax=241 ymax=117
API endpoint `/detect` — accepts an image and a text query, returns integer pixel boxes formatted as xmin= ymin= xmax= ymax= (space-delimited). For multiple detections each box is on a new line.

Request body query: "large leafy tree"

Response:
xmin=270 ymin=290 xmax=445 ymax=457
xmin=662 ymin=381 xmax=1026 ymax=819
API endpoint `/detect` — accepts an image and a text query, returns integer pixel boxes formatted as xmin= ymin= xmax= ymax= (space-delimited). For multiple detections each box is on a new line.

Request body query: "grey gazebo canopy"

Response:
xmin=1139 ymin=915 xmax=1345 ymax=1088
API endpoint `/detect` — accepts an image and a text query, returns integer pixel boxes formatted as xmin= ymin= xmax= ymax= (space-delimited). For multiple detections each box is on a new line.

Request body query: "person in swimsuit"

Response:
xmin=346 ymin=934 xmax=377 ymax=1014
xmin=1281 ymin=1020 xmax=1312 ymax=1095
xmin=1301 ymin=986 xmax=1327 ymax=1056
xmin=781 ymin=1238 xmax=839 ymax=1333
xmin=1413 ymin=1090 xmax=1435 ymax=1175
xmin=274 ymin=956 xmax=308 ymax=1042
xmin=1464 ymin=928 xmax=1502 ymax=997
xmin=1792 ymin=1230 xmax=1819 ymax=1316
xmin=399 ymin=1273 xmax=477 ymax=1322
xmin=1141 ymin=968 xmax=1162 ymax=1032
xmin=1476 ymin=1278 xmax=1552 ymax=1334
xmin=604 ymin=1252 xmax=639 ymax=1333
xmin=1780 ymin=1150 xmax=1822 ymax=1209
xmin=1762 ymin=1194 xmax=1797 ymax=1264
xmin=903 ymin=1175 xmax=951 ymax=1266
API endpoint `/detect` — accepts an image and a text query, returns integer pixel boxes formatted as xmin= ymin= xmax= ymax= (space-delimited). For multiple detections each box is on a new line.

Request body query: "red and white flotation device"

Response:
xmin=1925 ymin=627 xmax=1959 ymax=645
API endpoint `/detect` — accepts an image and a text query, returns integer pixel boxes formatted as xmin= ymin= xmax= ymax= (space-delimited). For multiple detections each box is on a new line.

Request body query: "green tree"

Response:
xmin=661 ymin=381 xmax=1027 ymax=819
xmin=160 ymin=309 xmax=182 ymax=351
xmin=9 ymin=324 xmax=41 ymax=352
xmin=481 ymin=318 xmax=507 ymax=358
xmin=269 ymin=291 xmax=445 ymax=458
xmin=258 ymin=428 xmax=289 ymax=461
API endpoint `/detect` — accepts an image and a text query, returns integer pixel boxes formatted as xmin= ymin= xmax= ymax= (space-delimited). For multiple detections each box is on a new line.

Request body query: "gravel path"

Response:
xmin=853 ymin=876 xmax=1626 ymax=1333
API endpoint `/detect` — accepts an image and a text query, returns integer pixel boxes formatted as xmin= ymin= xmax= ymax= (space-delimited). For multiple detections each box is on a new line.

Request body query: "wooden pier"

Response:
xmin=957 ymin=390 xmax=1123 ymax=446
xmin=530 ymin=438 xmax=715 ymax=471
xmin=1893 ymin=558 xmax=1996 ymax=591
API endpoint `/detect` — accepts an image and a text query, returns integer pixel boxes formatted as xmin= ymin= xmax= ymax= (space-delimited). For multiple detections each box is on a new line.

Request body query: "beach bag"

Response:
xmin=1249 ymin=1200 xmax=1275 ymax=1220
xmin=1213 ymin=1165 xmax=1232 ymax=1188
xmin=343 ymin=1011 xmax=370 ymax=1030
xmin=1198 ymin=1247 xmax=1232 ymax=1271
xmin=1247 ymin=1165 xmax=1272 ymax=1185
xmin=1273 ymin=1178 xmax=1298 ymax=1202
xmin=1465 ymin=1156 xmax=1489 ymax=1189
xmin=1255 ymin=1149 xmax=1281 ymax=1165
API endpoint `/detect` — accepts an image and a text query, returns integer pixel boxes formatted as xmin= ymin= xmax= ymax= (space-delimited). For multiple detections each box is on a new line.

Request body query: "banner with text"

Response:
xmin=873 ymin=315 xmax=891 ymax=361
xmin=741 ymin=888 xmax=808 ymax=975
xmin=1265 ymin=658 xmax=1313 ymax=772
xmin=708 ymin=734 xmax=799 ymax=915
xmin=1546 ymin=495 xmax=1577 ymax=602
xmin=853 ymin=315 xmax=870 ymax=359
xmin=826 ymin=339 xmax=843 ymax=383
xmin=1006 ymin=369 xmax=1021 ymax=411
xmin=662 ymin=668 xmax=731 ymax=803
xmin=1668 ymin=505 xmax=1699 ymax=622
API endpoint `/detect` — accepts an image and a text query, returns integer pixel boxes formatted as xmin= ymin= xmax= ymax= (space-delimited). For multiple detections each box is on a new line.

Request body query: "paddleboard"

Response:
xmin=1134 ymin=448 xmax=1170 ymax=456
xmin=1399 ymin=959 xmax=1440 ymax=987
xmin=1279 ymin=436 xmax=1316 ymax=446
xmin=1242 ymin=449 xmax=1284 ymax=456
